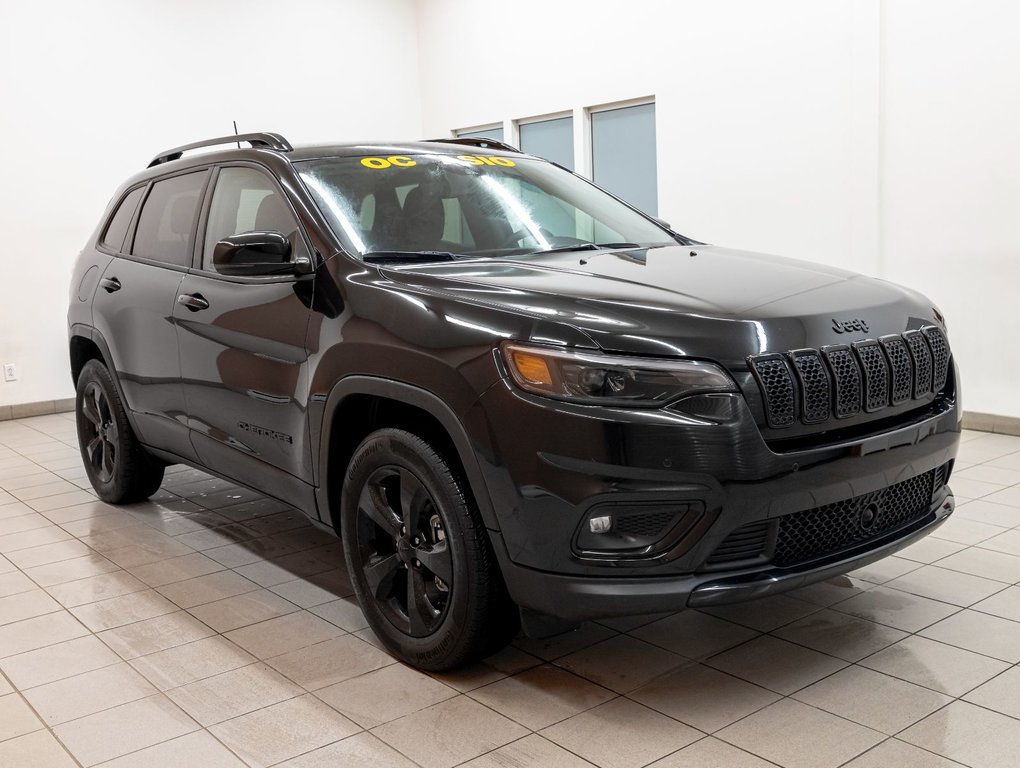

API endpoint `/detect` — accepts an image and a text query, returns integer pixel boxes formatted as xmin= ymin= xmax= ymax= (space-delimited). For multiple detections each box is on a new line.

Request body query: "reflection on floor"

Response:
xmin=1 ymin=414 xmax=1020 ymax=766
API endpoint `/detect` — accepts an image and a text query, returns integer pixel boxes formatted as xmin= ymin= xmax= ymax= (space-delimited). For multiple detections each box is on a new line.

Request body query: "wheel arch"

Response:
xmin=315 ymin=376 xmax=498 ymax=533
xmin=68 ymin=324 xmax=142 ymax=435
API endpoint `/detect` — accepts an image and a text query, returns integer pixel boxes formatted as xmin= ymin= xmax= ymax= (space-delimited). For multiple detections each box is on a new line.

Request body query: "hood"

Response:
xmin=381 ymin=244 xmax=940 ymax=367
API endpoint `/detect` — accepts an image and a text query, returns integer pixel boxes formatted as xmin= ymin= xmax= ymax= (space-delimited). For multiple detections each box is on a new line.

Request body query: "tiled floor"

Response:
xmin=1 ymin=416 xmax=1020 ymax=767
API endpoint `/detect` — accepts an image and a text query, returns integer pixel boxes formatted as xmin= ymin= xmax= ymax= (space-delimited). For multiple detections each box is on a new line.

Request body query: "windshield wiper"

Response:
xmin=528 ymin=242 xmax=641 ymax=256
xmin=361 ymin=250 xmax=466 ymax=264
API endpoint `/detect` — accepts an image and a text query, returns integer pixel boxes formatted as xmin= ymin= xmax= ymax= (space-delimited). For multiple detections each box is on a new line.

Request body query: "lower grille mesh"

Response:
xmin=614 ymin=510 xmax=677 ymax=538
xmin=706 ymin=466 xmax=947 ymax=570
xmin=773 ymin=469 xmax=936 ymax=567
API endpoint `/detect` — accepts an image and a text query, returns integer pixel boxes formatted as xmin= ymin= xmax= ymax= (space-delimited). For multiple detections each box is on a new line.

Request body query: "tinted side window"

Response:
xmin=131 ymin=171 xmax=207 ymax=266
xmin=203 ymin=167 xmax=300 ymax=271
xmin=101 ymin=187 xmax=145 ymax=252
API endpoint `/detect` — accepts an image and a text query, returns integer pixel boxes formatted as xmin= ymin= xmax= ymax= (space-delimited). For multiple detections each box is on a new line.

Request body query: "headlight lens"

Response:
xmin=500 ymin=342 xmax=737 ymax=407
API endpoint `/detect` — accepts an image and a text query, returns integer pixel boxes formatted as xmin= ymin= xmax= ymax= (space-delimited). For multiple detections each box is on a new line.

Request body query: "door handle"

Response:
xmin=177 ymin=293 xmax=210 ymax=312
xmin=99 ymin=277 xmax=121 ymax=293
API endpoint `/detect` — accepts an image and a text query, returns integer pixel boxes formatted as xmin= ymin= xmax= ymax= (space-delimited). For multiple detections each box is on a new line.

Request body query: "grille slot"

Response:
xmin=790 ymin=350 xmax=832 ymax=424
xmin=772 ymin=468 xmax=937 ymax=567
xmin=853 ymin=340 xmax=890 ymax=412
xmin=880 ymin=335 xmax=914 ymax=405
xmin=705 ymin=520 xmax=772 ymax=566
xmin=904 ymin=330 xmax=933 ymax=398
xmin=748 ymin=355 xmax=796 ymax=428
xmin=821 ymin=346 xmax=863 ymax=418
xmin=923 ymin=326 xmax=950 ymax=393
xmin=933 ymin=462 xmax=950 ymax=491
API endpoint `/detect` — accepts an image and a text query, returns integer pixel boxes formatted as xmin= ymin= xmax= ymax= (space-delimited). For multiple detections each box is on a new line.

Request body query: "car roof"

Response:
xmin=120 ymin=134 xmax=531 ymax=190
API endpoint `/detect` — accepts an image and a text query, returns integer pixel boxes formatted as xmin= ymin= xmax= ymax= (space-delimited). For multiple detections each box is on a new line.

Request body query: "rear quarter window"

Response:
xmin=100 ymin=187 xmax=145 ymax=252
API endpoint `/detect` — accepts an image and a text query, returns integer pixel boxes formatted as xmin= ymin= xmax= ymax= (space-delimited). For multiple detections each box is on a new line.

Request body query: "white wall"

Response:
xmin=416 ymin=0 xmax=1019 ymax=419
xmin=0 ymin=0 xmax=422 ymax=407
xmin=881 ymin=0 xmax=1020 ymax=418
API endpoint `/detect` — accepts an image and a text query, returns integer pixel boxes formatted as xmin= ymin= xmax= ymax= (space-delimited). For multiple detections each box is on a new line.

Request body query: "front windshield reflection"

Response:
xmin=297 ymin=153 xmax=679 ymax=260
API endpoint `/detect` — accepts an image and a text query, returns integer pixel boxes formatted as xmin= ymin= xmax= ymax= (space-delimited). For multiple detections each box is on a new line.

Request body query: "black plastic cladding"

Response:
xmin=748 ymin=325 xmax=950 ymax=428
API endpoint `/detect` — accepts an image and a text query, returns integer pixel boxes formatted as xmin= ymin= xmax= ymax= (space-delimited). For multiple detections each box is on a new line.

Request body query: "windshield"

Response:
xmin=296 ymin=153 xmax=678 ymax=259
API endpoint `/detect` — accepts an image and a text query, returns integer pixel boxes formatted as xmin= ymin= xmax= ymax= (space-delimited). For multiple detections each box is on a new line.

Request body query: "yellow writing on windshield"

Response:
xmin=360 ymin=156 xmax=417 ymax=169
xmin=456 ymin=155 xmax=516 ymax=167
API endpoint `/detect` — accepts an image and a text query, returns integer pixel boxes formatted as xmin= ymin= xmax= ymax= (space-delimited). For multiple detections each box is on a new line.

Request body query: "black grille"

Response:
xmin=881 ymin=335 xmax=914 ymax=405
xmin=904 ymin=330 xmax=933 ymax=398
xmin=822 ymin=346 xmax=862 ymax=418
xmin=790 ymin=350 xmax=832 ymax=424
xmin=615 ymin=510 xmax=676 ymax=538
xmin=748 ymin=325 xmax=950 ymax=428
xmin=853 ymin=340 xmax=890 ymax=412
xmin=748 ymin=355 xmax=795 ymax=428
xmin=922 ymin=326 xmax=950 ymax=393
xmin=773 ymin=468 xmax=937 ymax=567
xmin=706 ymin=520 xmax=771 ymax=566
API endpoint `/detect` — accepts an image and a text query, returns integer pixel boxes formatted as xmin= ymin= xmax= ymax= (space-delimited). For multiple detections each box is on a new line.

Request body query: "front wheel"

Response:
xmin=340 ymin=428 xmax=517 ymax=670
xmin=75 ymin=359 xmax=164 ymax=503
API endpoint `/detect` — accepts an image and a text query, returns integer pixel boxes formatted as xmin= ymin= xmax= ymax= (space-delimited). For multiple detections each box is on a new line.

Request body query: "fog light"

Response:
xmin=575 ymin=502 xmax=705 ymax=559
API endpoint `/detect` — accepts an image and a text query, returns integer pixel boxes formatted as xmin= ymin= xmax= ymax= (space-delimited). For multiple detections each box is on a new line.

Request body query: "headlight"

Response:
xmin=500 ymin=342 xmax=737 ymax=407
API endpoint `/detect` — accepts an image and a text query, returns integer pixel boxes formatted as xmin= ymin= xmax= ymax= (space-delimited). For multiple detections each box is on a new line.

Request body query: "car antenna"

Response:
xmin=232 ymin=120 xmax=240 ymax=149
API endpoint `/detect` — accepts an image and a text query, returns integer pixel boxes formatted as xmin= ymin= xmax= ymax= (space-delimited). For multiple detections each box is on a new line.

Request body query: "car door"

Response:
xmin=92 ymin=170 xmax=210 ymax=461
xmin=174 ymin=164 xmax=314 ymax=486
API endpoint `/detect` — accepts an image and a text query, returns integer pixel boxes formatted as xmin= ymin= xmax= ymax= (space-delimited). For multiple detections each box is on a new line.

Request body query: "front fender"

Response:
xmin=311 ymin=375 xmax=500 ymax=531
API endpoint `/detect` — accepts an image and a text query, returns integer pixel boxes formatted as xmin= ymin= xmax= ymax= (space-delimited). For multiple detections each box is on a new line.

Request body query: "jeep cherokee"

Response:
xmin=68 ymin=132 xmax=960 ymax=669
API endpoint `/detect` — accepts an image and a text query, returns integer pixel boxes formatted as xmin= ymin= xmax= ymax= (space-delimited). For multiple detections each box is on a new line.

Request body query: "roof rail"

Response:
xmin=148 ymin=132 xmax=293 ymax=168
xmin=427 ymin=137 xmax=522 ymax=154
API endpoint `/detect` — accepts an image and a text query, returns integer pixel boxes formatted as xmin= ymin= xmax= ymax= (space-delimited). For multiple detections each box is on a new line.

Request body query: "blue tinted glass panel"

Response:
xmin=519 ymin=117 xmax=574 ymax=170
xmin=591 ymin=103 xmax=657 ymax=215
xmin=457 ymin=127 xmax=505 ymax=142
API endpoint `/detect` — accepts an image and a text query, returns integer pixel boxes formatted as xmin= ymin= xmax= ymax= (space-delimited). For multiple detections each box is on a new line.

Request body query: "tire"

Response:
xmin=75 ymin=358 xmax=165 ymax=503
xmin=340 ymin=428 xmax=518 ymax=670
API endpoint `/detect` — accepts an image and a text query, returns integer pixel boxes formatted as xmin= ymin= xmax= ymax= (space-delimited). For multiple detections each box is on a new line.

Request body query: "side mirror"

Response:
xmin=213 ymin=231 xmax=302 ymax=276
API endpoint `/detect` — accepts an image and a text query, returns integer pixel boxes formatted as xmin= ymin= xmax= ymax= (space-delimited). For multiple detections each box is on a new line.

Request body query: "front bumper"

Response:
xmin=470 ymin=371 xmax=961 ymax=620
xmin=491 ymin=489 xmax=953 ymax=619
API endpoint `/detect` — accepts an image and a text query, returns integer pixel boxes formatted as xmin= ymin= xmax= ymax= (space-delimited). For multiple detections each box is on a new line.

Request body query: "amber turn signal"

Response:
xmin=510 ymin=350 xmax=553 ymax=385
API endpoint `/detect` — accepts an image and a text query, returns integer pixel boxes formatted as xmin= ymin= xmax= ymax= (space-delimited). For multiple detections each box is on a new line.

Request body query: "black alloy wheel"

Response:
xmin=75 ymin=359 xmax=165 ymax=503
xmin=355 ymin=464 xmax=454 ymax=637
xmin=80 ymin=381 xmax=118 ymax=483
xmin=341 ymin=428 xmax=518 ymax=670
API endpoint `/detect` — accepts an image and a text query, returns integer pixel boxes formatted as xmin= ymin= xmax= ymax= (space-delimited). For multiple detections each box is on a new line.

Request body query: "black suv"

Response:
xmin=68 ymin=132 xmax=960 ymax=669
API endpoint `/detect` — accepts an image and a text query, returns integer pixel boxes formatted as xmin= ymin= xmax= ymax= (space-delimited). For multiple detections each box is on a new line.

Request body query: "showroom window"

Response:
xmin=131 ymin=171 xmax=207 ymax=267
xmin=457 ymin=125 xmax=505 ymax=143
xmin=202 ymin=167 xmax=301 ymax=271
xmin=518 ymin=115 xmax=574 ymax=171
xmin=590 ymin=101 xmax=658 ymax=215
xmin=101 ymin=186 xmax=144 ymax=252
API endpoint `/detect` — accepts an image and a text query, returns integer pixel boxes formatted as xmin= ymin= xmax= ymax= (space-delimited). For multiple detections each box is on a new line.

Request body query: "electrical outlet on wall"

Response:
xmin=3 ymin=363 xmax=17 ymax=382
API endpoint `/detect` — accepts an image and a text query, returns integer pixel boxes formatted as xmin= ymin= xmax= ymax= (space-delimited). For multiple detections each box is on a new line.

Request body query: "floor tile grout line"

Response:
xmin=0 ymin=667 xmax=87 ymax=767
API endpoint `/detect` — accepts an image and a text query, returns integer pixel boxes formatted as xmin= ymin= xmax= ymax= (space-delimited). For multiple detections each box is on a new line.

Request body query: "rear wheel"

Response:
xmin=75 ymin=359 xmax=164 ymax=503
xmin=340 ymin=428 xmax=517 ymax=670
